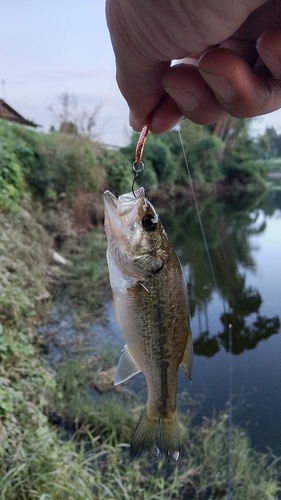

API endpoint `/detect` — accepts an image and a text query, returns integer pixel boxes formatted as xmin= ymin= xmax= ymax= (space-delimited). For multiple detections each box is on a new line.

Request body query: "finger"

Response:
xmin=157 ymin=63 xmax=227 ymax=131
xmin=148 ymin=93 xmax=184 ymax=134
xmin=219 ymin=38 xmax=258 ymax=66
xmin=118 ymin=60 xmax=169 ymax=132
xmin=198 ymin=47 xmax=281 ymax=117
xmin=106 ymin=0 xmax=170 ymax=132
xmin=256 ymin=30 xmax=281 ymax=79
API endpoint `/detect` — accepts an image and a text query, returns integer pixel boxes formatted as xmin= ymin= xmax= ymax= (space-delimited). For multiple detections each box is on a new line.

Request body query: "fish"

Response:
xmin=103 ymin=187 xmax=193 ymax=461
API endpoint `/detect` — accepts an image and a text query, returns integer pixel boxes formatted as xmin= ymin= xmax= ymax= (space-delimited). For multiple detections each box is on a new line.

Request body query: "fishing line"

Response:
xmin=177 ymin=127 xmax=218 ymax=290
xmin=177 ymin=125 xmax=233 ymax=498
xmin=227 ymin=323 xmax=233 ymax=500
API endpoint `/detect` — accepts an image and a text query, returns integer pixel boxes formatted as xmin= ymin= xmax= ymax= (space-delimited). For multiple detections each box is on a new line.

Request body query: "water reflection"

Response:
xmin=219 ymin=313 xmax=280 ymax=355
xmin=161 ymin=189 xmax=281 ymax=452
xmin=160 ymin=190 xmax=281 ymax=358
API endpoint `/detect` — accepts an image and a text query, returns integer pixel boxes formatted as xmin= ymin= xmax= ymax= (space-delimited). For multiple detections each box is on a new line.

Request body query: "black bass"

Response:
xmin=104 ymin=187 xmax=193 ymax=460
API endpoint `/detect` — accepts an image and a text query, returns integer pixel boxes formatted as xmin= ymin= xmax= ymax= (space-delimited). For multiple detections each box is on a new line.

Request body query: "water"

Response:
xmin=161 ymin=189 xmax=281 ymax=454
xmin=40 ymin=188 xmax=281 ymax=455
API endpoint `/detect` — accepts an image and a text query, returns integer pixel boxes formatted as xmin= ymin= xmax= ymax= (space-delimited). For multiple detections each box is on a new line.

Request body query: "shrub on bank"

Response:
xmin=0 ymin=126 xmax=27 ymax=209
xmin=0 ymin=121 xmax=116 ymax=206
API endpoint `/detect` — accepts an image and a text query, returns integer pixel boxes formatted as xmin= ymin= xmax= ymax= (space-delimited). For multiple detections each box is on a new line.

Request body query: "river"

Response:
xmin=40 ymin=187 xmax=281 ymax=456
xmin=162 ymin=188 xmax=281 ymax=455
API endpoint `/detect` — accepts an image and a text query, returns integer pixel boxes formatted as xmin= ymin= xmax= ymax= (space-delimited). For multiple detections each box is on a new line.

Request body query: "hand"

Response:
xmin=106 ymin=0 xmax=281 ymax=133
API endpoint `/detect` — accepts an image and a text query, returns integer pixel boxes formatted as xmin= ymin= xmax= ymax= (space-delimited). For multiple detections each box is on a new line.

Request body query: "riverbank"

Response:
xmin=1 ymin=199 xmax=280 ymax=499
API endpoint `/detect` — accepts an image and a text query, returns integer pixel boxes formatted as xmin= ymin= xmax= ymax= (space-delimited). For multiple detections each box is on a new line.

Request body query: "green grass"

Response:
xmin=0 ymin=204 xmax=280 ymax=500
xmin=178 ymin=414 xmax=281 ymax=499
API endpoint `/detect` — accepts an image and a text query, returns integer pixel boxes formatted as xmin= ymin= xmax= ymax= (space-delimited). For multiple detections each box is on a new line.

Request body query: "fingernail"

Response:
xmin=165 ymin=88 xmax=199 ymax=111
xmin=256 ymin=46 xmax=281 ymax=79
xmin=199 ymin=72 xmax=236 ymax=101
xmin=179 ymin=91 xmax=199 ymax=111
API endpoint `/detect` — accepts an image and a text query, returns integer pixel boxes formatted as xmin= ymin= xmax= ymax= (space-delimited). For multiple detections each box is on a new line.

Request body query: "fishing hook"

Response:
xmin=131 ymin=115 xmax=152 ymax=197
xmin=132 ymin=160 xmax=144 ymax=197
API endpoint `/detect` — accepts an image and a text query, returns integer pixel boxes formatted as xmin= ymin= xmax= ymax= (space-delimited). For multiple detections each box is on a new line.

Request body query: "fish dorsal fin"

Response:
xmin=114 ymin=345 xmax=140 ymax=386
xmin=180 ymin=332 xmax=193 ymax=381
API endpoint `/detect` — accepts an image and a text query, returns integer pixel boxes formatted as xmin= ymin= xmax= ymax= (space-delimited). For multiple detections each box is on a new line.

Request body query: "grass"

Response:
xmin=0 ymin=204 xmax=280 ymax=499
xmin=179 ymin=414 xmax=281 ymax=499
xmin=51 ymin=356 xmax=136 ymax=444
xmin=51 ymin=227 xmax=109 ymax=323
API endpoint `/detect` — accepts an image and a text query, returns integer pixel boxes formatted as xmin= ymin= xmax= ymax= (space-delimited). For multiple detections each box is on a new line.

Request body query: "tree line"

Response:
xmin=1 ymin=111 xmax=281 ymax=211
xmin=121 ymin=118 xmax=279 ymax=191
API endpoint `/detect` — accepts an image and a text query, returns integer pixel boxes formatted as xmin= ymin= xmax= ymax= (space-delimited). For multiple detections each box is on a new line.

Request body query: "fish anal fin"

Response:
xmin=180 ymin=332 xmax=193 ymax=381
xmin=114 ymin=345 xmax=140 ymax=386
xmin=130 ymin=410 xmax=179 ymax=462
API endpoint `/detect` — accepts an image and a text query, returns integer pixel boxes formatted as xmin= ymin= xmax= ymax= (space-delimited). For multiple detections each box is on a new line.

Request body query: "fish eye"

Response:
xmin=142 ymin=214 xmax=158 ymax=232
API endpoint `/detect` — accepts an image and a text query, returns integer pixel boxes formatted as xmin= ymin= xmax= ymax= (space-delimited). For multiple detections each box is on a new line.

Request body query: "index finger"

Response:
xmin=117 ymin=58 xmax=170 ymax=131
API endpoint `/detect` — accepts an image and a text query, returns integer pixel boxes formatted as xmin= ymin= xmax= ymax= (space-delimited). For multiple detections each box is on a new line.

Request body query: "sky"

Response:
xmin=2 ymin=0 xmax=281 ymax=146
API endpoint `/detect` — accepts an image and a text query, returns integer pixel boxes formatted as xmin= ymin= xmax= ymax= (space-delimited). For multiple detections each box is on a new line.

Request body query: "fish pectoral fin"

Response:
xmin=127 ymin=281 xmax=149 ymax=294
xmin=114 ymin=345 xmax=141 ymax=386
xmin=180 ymin=332 xmax=193 ymax=381
xmin=139 ymin=281 xmax=150 ymax=293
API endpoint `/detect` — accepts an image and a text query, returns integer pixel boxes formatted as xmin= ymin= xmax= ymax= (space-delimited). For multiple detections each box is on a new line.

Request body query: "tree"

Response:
xmin=122 ymin=117 xmax=269 ymax=189
xmin=189 ymin=135 xmax=224 ymax=182
xmin=49 ymin=92 xmax=102 ymax=140
xmin=263 ymin=126 xmax=281 ymax=157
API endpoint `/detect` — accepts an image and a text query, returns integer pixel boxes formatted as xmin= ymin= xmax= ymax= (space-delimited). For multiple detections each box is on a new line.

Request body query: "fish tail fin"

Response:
xmin=130 ymin=410 xmax=179 ymax=462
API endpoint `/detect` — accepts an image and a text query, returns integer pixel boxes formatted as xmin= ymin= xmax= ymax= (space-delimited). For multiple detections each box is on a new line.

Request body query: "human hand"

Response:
xmin=106 ymin=0 xmax=281 ymax=133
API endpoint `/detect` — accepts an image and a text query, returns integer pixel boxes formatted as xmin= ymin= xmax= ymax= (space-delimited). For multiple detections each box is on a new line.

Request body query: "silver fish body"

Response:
xmin=104 ymin=187 xmax=193 ymax=460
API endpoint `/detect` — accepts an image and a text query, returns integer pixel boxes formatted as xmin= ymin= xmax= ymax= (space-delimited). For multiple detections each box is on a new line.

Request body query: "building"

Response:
xmin=0 ymin=99 xmax=40 ymax=127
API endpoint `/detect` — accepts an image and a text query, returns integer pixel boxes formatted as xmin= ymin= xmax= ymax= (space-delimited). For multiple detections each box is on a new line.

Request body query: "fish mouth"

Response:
xmin=104 ymin=188 xmax=145 ymax=209
xmin=118 ymin=187 xmax=145 ymax=202
xmin=103 ymin=187 xmax=145 ymax=209
xmin=104 ymin=188 xmax=148 ymax=219
xmin=104 ymin=190 xmax=118 ymax=210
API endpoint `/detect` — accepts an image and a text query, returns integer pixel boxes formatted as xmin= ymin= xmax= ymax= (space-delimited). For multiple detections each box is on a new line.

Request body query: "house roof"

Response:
xmin=0 ymin=99 xmax=40 ymax=128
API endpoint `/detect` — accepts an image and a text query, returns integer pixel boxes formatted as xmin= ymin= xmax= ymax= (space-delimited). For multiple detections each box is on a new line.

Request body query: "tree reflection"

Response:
xmin=219 ymin=313 xmax=280 ymax=354
xmin=160 ymin=190 xmax=281 ymax=357
xmin=193 ymin=331 xmax=220 ymax=358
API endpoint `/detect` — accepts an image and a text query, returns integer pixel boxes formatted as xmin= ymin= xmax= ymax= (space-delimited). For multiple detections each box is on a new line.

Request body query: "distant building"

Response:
xmin=0 ymin=98 xmax=40 ymax=127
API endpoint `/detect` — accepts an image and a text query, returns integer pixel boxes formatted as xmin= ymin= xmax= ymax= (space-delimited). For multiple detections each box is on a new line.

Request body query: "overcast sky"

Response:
xmin=2 ymin=0 xmax=281 ymax=146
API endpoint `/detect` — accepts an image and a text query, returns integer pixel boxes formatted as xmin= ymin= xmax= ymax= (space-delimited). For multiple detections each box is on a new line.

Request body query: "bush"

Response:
xmin=105 ymin=152 xmax=132 ymax=195
xmin=137 ymin=159 xmax=159 ymax=189
xmin=121 ymin=133 xmax=178 ymax=186
xmin=34 ymin=133 xmax=103 ymax=200
xmin=0 ymin=122 xmax=108 ymax=202
xmin=0 ymin=122 xmax=52 ymax=201
xmin=0 ymin=128 xmax=27 ymax=209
